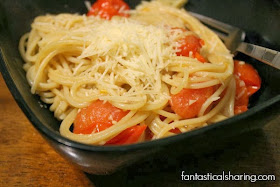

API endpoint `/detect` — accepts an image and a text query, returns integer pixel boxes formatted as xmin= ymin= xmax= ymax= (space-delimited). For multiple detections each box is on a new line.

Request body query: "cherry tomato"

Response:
xmin=73 ymin=100 xmax=129 ymax=134
xmin=170 ymin=87 xmax=215 ymax=119
xmin=145 ymin=128 xmax=154 ymax=141
xmin=234 ymin=105 xmax=248 ymax=115
xmin=176 ymin=35 xmax=206 ymax=62
xmin=234 ymin=60 xmax=261 ymax=96
xmin=234 ymin=75 xmax=249 ymax=114
xmin=169 ymin=128 xmax=181 ymax=134
xmin=105 ymin=125 xmax=147 ymax=145
xmin=87 ymin=0 xmax=130 ymax=20
xmin=233 ymin=60 xmax=261 ymax=114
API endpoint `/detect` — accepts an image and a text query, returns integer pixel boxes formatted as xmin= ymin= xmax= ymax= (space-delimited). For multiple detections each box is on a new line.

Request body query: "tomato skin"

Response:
xmin=234 ymin=60 xmax=261 ymax=96
xmin=105 ymin=125 xmax=147 ymax=145
xmin=87 ymin=0 xmax=130 ymax=20
xmin=234 ymin=75 xmax=249 ymax=114
xmin=194 ymin=52 xmax=206 ymax=63
xmin=176 ymin=35 xmax=206 ymax=62
xmin=234 ymin=105 xmax=248 ymax=115
xmin=169 ymin=128 xmax=181 ymax=134
xmin=233 ymin=60 xmax=261 ymax=114
xmin=170 ymin=87 xmax=215 ymax=119
xmin=145 ymin=128 xmax=154 ymax=141
xmin=170 ymin=61 xmax=260 ymax=117
xmin=234 ymin=75 xmax=249 ymax=107
xmin=73 ymin=100 xmax=129 ymax=134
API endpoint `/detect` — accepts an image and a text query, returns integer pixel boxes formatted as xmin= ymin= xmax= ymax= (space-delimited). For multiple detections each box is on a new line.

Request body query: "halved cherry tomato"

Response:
xmin=170 ymin=87 xmax=215 ymax=119
xmin=145 ymin=128 xmax=154 ymax=141
xmin=73 ymin=100 xmax=129 ymax=134
xmin=87 ymin=0 xmax=130 ymax=20
xmin=176 ymin=35 xmax=206 ymax=62
xmin=234 ymin=75 xmax=249 ymax=114
xmin=234 ymin=75 xmax=249 ymax=107
xmin=233 ymin=60 xmax=261 ymax=114
xmin=159 ymin=115 xmax=166 ymax=121
xmin=234 ymin=60 xmax=261 ymax=96
xmin=194 ymin=52 xmax=207 ymax=63
xmin=105 ymin=125 xmax=147 ymax=145
xmin=169 ymin=128 xmax=181 ymax=134
xmin=234 ymin=105 xmax=248 ymax=115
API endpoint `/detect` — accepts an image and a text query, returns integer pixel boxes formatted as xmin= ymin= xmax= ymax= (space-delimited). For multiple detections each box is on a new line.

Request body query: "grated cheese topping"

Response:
xmin=55 ymin=16 xmax=185 ymax=105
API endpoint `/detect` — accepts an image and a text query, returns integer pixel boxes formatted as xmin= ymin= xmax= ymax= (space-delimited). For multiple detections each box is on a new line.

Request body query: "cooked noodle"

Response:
xmin=19 ymin=0 xmax=234 ymax=145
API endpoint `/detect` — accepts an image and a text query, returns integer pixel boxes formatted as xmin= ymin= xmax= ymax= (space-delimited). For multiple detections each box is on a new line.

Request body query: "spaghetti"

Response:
xmin=19 ymin=0 xmax=254 ymax=145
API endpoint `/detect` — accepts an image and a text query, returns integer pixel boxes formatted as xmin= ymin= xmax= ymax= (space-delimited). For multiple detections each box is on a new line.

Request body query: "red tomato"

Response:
xmin=194 ymin=52 xmax=206 ymax=63
xmin=233 ymin=60 xmax=261 ymax=114
xmin=145 ymin=127 xmax=154 ymax=141
xmin=170 ymin=87 xmax=215 ymax=119
xmin=105 ymin=125 xmax=147 ymax=145
xmin=234 ymin=75 xmax=249 ymax=114
xmin=234 ymin=105 xmax=248 ymax=115
xmin=176 ymin=35 xmax=206 ymax=62
xmin=73 ymin=100 xmax=129 ymax=134
xmin=87 ymin=0 xmax=130 ymax=20
xmin=234 ymin=60 xmax=261 ymax=96
xmin=169 ymin=128 xmax=181 ymax=134
xmin=159 ymin=115 xmax=166 ymax=121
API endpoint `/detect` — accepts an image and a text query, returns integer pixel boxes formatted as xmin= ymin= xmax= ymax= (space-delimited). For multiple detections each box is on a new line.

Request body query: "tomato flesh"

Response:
xmin=170 ymin=87 xmax=215 ymax=119
xmin=169 ymin=128 xmax=181 ymax=134
xmin=234 ymin=60 xmax=261 ymax=96
xmin=234 ymin=75 xmax=249 ymax=114
xmin=87 ymin=0 xmax=130 ymax=20
xmin=176 ymin=35 xmax=206 ymax=62
xmin=233 ymin=60 xmax=261 ymax=114
xmin=105 ymin=125 xmax=147 ymax=145
xmin=234 ymin=105 xmax=248 ymax=115
xmin=74 ymin=100 xmax=129 ymax=134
